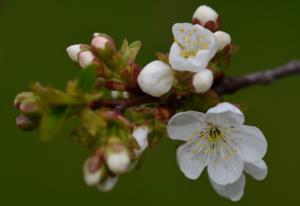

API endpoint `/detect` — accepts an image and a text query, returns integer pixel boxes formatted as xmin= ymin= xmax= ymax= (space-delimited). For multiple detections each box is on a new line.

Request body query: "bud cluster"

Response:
xmin=14 ymin=92 xmax=41 ymax=131
xmin=83 ymin=127 xmax=148 ymax=191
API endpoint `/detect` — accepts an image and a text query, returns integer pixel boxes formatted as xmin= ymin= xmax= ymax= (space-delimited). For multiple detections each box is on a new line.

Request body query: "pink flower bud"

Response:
xmin=16 ymin=114 xmax=39 ymax=131
xmin=78 ymin=51 xmax=95 ymax=69
xmin=14 ymin=92 xmax=34 ymax=109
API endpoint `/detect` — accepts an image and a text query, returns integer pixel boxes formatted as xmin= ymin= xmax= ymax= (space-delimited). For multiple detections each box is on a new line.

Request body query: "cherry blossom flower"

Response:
xmin=169 ymin=23 xmax=218 ymax=72
xmin=167 ymin=102 xmax=268 ymax=201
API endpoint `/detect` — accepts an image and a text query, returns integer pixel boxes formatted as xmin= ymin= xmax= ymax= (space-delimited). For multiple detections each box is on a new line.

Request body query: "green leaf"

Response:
xmin=78 ymin=67 xmax=97 ymax=92
xmin=39 ymin=106 xmax=69 ymax=142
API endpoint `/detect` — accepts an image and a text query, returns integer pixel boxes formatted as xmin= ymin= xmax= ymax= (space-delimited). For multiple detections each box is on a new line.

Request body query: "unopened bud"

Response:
xmin=97 ymin=176 xmax=119 ymax=192
xmin=19 ymin=97 xmax=40 ymax=115
xmin=16 ymin=114 xmax=39 ymax=131
xmin=78 ymin=51 xmax=96 ymax=69
xmin=214 ymin=31 xmax=231 ymax=51
xmin=131 ymin=126 xmax=149 ymax=157
xmin=14 ymin=92 xmax=34 ymax=108
xmin=137 ymin=60 xmax=174 ymax=97
xmin=192 ymin=5 xmax=220 ymax=32
xmin=192 ymin=69 xmax=214 ymax=93
xmin=91 ymin=34 xmax=116 ymax=61
xmin=83 ymin=152 xmax=105 ymax=186
xmin=105 ymin=138 xmax=131 ymax=175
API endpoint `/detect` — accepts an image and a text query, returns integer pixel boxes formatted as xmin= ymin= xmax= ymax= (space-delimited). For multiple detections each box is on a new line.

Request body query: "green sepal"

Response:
xmin=80 ymin=108 xmax=106 ymax=137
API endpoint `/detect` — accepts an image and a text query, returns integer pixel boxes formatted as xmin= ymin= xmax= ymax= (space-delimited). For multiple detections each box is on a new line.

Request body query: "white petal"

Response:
xmin=210 ymin=174 xmax=245 ymax=202
xmin=177 ymin=140 xmax=209 ymax=180
xmin=137 ymin=60 xmax=174 ymax=97
xmin=167 ymin=111 xmax=207 ymax=141
xmin=230 ymin=125 xmax=268 ymax=163
xmin=172 ymin=23 xmax=200 ymax=51
xmin=244 ymin=159 xmax=268 ymax=181
xmin=194 ymin=24 xmax=218 ymax=56
xmin=206 ymin=102 xmax=244 ymax=126
xmin=132 ymin=126 xmax=149 ymax=156
xmin=169 ymin=43 xmax=202 ymax=72
xmin=97 ymin=176 xmax=119 ymax=192
xmin=208 ymin=151 xmax=244 ymax=185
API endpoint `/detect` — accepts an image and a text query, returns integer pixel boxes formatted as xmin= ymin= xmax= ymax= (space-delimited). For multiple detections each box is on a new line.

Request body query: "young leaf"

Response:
xmin=78 ymin=67 xmax=97 ymax=92
xmin=39 ymin=106 xmax=69 ymax=142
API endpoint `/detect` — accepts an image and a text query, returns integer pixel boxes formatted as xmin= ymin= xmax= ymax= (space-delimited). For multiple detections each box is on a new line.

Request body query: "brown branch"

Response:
xmin=91 ymin=60 xmax=300 ymax=110
xmin=214 ymin=60 xmax=300 ymax=95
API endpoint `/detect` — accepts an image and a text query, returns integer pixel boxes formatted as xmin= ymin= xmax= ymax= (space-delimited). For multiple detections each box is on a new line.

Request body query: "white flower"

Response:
xmin=192 ymin=69 xmax=214 ymax=93
xmin=169 ymin=23 xmax=218 ymax=72
xmin=132 ymin=126 xmax=149 ymax=157
xmin=97 ymin=176 xmax=119 ymax=192
xmin=214 ymin=31 xmax=231 ymax=51
xmin=192 ymin=5 xmax=219 ymax=32
xmin=167 ymin=102 xmax=268 ymax=200
xmin=78 ymin=51 xmax=95 ymax=69
xmin=66 ymin=44 xmax=83 ymax=62
xmin=83 ymin=155 xmax=105 ymax=186
xmin=137 ymin=60 xmax=174 ymax=97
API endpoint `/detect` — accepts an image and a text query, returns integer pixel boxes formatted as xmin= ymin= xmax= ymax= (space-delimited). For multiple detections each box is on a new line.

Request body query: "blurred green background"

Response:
xmin=0 ymin=0 xmax=299 ymax=205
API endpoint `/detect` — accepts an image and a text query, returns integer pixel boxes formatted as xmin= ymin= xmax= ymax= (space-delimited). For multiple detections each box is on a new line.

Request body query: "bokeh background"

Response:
xmin=1 ymin=0 xmax=299 ymax=205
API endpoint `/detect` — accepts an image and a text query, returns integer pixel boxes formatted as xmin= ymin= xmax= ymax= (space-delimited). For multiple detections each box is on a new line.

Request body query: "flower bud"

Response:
xmin=97 ymin=176 xmax=119 ymax=192
xmin=137 ymin=60 xmax=174 ymax=97
xmin=78 ymin=51 xmax=96 ymax=69
xmin=16 ymin=114 xmax=39 ymax=131
xmin=19 ymin=97 xmax=40 ymax=115
xmin=192 ymin=5 xmax=220 ymax=32
xmin=131 ymin=126 xmax=149 ymax=157
xmin=192 ymin=69 xmax=214 ymax=93
xmin=66 ymin=44 xmax=89 ymax=63
xmin=214 ymin=31 xmax=231 ymax=51
xmin=105 ymin=138 xmax=131 ymax=175
xmin=83 ymin=152 xmax=105 ymax=186
xmin=14 ymin=92 xmax=34 ymax=109
xmin=91 ymin=33 xmax=116 ymax=61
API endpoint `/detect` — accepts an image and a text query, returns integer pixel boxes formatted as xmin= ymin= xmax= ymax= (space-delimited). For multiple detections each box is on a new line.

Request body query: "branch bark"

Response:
xmin=213 ymin=60 xmax=300 ymax=95
xmin=91 ymin=60 xmax=300 ymax=110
